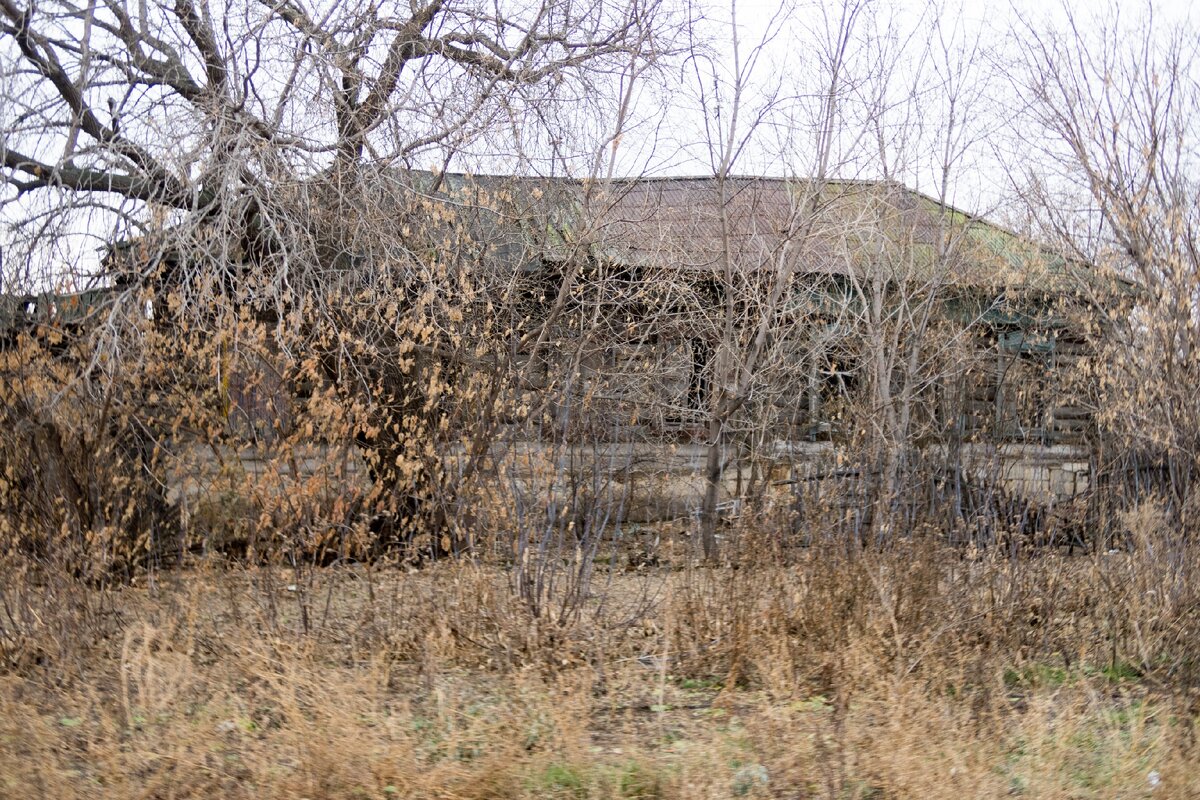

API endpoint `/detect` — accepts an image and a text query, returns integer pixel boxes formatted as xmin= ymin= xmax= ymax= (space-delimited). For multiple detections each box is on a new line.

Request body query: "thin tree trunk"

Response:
xmin=700 ymin=416 xmax=723 ymax=560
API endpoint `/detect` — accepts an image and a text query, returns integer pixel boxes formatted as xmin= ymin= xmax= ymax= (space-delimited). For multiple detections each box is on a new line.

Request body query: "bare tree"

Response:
xmin=0 ymin=0 xmax=669 ymax=555
xmin=1014 ymin=3 xmax=1200 ymax=525
xmin=676 ymin=0 xmax=864 ymax=560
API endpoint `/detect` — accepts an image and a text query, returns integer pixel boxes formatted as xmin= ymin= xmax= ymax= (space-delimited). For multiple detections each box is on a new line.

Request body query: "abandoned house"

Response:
xmin=419 ymin=173 xmax=1122 ymax=511
xmin=2 ymin=172 xmax=1128 ymax=526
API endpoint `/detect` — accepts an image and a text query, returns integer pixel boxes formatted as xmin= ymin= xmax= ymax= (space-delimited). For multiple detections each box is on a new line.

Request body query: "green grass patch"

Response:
xmin=534 ymin=763 xmax=586 ymax=798
xmin=1003 ymin=662 xmax=1071 ymax=689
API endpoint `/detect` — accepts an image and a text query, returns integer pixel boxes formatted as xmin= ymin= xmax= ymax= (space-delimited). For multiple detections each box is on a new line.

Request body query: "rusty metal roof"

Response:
xmin=422 ymin=172 xmax=1104 ymax=291
xmin=104 ymin=169 xmax=1118 ymax=294
xmin=580 ymin=176 xmax=1089 ymax=290
xmin=588 ymin=176 xmax=909 ymax=275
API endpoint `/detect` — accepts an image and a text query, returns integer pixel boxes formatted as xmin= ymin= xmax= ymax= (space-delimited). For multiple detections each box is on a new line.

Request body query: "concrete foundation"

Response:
xmin=167 ymin=437 xmax=1091 ymax=526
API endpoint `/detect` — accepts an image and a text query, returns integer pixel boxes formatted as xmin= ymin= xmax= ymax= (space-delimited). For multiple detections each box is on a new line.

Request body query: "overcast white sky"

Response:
xmin=1 ymin=0 xmax=1196 ymax=287
xmin=600 ymin=0 xmax=1198 ymax=220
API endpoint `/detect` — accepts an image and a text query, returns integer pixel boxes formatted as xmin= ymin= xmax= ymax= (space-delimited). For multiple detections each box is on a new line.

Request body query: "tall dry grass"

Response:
xmin=2 ymin=502 xmax=1198 ymax=799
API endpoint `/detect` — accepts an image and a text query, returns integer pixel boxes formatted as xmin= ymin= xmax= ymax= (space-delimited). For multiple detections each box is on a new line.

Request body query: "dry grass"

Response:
xmin=2 ymin=527 xmax=1199 ymax=799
